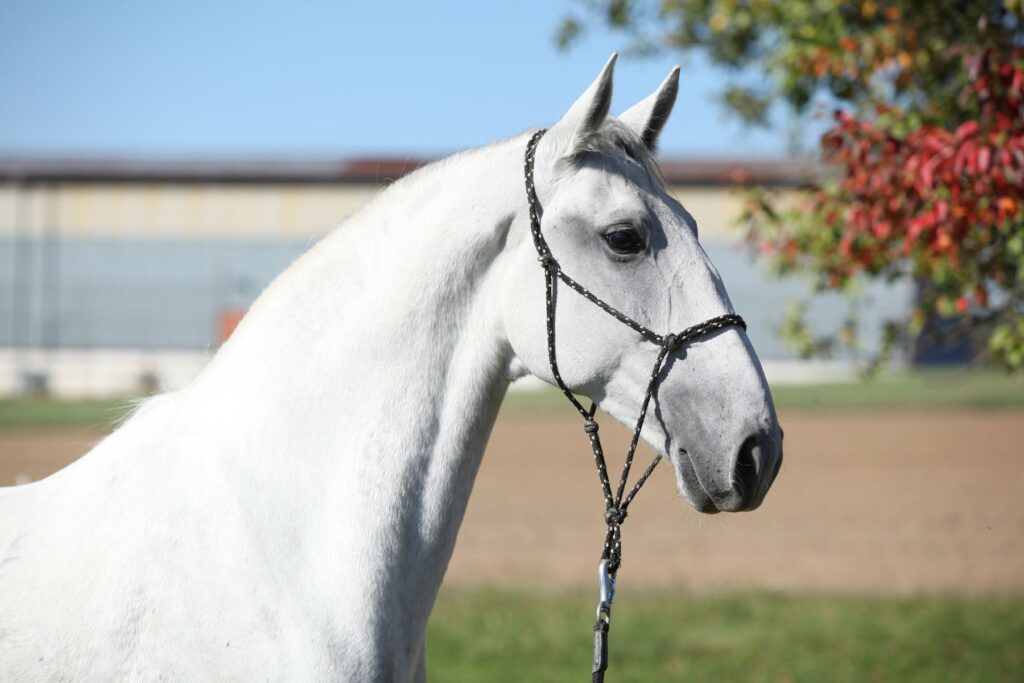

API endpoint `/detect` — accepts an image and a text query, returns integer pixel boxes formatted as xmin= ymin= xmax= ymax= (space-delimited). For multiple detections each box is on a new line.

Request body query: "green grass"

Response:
xmin=427 ymin=589 xmax=1024 ymax=683
xmin=0 ymin=398 xmax=134 ymax=429
xmin=768 ymin=370 xmax=1024 ymax=411
xmin=0 ymin=370 xmax=1020 ymax=429
xmin=501 ymin=369 xmax=1024 ymax=416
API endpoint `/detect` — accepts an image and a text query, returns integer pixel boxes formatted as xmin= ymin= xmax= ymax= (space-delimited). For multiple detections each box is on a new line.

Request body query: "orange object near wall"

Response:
xmin=217 ymin=308 xmax=247 ymax=345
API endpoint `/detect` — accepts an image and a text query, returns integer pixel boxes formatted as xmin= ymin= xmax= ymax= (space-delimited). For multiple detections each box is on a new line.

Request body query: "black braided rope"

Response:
xmin=524 ymin=129 xmax=746 ymax=682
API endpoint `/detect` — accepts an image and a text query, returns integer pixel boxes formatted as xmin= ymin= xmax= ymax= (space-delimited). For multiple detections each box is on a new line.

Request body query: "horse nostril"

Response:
xmin=732 ymin=435 xmax=762 ymax=506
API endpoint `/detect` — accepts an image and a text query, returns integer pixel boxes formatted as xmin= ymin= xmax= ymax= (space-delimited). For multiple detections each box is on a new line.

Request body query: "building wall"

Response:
xmin=0 ymin=182 xmax=380 ymax=239
xmin=0 ymin=178 xmax=912 ymax=396
xmin=0 ymin=181 xmax=752 ymax=242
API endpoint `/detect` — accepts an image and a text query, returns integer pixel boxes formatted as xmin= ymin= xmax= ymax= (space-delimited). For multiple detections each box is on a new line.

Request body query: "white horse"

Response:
xmin=0 ymin=56 xmax=782 ymax=681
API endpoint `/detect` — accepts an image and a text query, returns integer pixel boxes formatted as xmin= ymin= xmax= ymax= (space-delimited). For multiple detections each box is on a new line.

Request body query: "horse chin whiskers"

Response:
xmin=673 ymin=447 xmax=719 ymax=514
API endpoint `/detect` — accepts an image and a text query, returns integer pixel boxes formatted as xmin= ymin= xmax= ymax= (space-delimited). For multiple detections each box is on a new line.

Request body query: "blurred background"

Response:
xmin=1 ymin=1 xmax=1022 ymax=681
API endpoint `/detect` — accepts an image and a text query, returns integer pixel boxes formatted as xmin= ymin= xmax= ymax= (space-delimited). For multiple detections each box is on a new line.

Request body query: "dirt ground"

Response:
xmin=2 ymin=410 xmax=1022 ymax=594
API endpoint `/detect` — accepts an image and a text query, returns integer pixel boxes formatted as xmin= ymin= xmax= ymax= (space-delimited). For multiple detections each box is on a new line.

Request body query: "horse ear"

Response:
xmin=548 ymin=53 xmax=617 ymax=153
xmin=619 ymin=66 xmax=680 ymax=152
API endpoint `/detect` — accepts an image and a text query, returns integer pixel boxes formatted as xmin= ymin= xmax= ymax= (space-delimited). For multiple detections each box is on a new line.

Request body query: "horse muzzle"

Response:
xmin=675 ymin=427 xmax=783 ymax=513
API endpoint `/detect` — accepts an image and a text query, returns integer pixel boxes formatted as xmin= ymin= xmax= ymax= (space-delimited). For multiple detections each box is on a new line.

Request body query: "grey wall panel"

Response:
xmin=0 ymin=238 xmax=911 ymax=357
xmin=0 ymin=238 xmax=311 ymax=349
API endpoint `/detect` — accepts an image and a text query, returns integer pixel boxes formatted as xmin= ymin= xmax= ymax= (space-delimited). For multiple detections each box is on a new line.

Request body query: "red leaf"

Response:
xmin=977 ymin=146 xmax=992 ymax=173
xmin=920 ymin=157 xmax=939 ymax=188
xmin=955 ymin=121 xmax=980 ymax=140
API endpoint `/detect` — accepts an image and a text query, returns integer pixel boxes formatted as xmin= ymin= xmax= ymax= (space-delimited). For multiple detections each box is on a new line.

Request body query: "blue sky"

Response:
xmin=0 ymin=1 xmax=801 ymax=159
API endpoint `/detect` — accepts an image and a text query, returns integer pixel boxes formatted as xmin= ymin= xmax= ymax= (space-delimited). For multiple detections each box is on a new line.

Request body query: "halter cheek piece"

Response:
xmin=524 ymin=129 xmax=746 ymax=682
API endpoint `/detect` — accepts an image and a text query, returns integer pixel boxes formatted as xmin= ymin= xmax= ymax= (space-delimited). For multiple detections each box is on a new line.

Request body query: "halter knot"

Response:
xmin=663 ymin=333 xmax=680 ymax=351
xmin=604 ymin=507 xmax=627 ymax=525
xmin=583 ymin=419 xmax=599 ymax=435
xmin=537 ymin=252 xmax=556 ymax=268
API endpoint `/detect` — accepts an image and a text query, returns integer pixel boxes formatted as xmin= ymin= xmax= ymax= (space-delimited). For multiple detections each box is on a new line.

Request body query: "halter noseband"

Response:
xmin=523 ymin=129 xmax=746 ymax=682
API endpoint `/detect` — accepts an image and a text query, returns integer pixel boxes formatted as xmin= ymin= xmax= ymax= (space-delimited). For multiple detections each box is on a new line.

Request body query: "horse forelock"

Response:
xmin=556 ymin=118 xmax=667 ymax=191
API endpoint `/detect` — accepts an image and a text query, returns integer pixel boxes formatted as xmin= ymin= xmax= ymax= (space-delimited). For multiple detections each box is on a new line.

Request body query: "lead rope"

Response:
xmin=523 ymin=129 xmax=746 ymax=682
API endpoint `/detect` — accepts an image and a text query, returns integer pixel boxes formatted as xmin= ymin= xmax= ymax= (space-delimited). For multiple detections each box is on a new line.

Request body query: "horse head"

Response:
xmin=504 ymin=55 xmax=783 ymax=513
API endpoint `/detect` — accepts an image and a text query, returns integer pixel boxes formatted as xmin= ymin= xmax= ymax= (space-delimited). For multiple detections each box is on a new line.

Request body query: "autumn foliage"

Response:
xmin=746 ymin=47 xmax=1024 ymax=370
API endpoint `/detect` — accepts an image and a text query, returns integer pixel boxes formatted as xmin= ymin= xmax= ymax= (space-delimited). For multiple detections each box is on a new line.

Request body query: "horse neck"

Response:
xmin=198 ymin=138 xmax=526 ymax=435
xmin=180 ymin=134 xmax=528 ymax=629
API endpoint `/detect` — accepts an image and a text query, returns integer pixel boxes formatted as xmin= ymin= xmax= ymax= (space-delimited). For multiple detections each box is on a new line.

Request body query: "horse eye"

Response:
xmin=603 ymin=228 xmax=644 ymax=254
